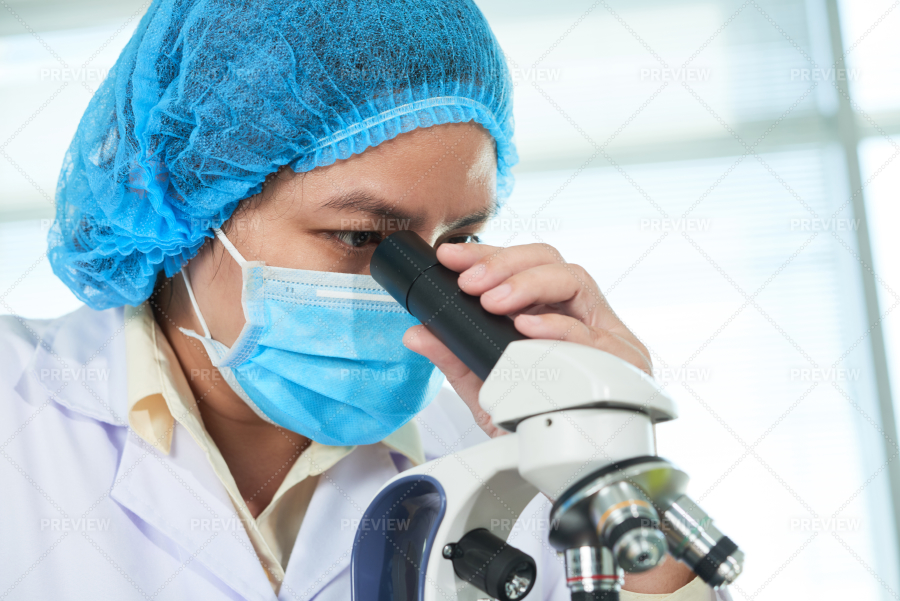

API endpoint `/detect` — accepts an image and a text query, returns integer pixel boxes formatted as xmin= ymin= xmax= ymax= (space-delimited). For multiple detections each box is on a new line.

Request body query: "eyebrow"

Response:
xmin=321 ymin=192 xmax=428 ymax=230
xmin=440 ymin=206 xmax=495 ymax=236
xmin=320 ymin=191 xmax=496 ymax=235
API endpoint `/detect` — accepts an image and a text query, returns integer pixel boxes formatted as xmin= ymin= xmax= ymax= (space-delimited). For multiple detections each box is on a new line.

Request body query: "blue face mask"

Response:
xmin=180 ymin=229 xmax=445 ymax=447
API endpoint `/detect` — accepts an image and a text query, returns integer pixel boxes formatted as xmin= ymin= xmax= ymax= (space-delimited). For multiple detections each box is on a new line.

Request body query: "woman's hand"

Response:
xmin=403 ymin=242 xmax=653 ymax=437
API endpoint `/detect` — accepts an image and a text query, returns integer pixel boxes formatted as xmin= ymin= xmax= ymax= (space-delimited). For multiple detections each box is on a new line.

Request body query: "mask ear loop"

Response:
xmin=181 ymin=228 xmax=247 ymax=338
xmin=181 ymin=268 xmax=211 ymax=339
xmin=180 ymin=228 xmax=248 ymax=340
xmin=213 ymin=227 xmax=248 ymax=266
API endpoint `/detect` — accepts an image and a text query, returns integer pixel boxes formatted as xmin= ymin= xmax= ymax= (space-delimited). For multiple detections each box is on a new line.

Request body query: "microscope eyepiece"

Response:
xmin=370 ymin=230 xmax=527 ymax=380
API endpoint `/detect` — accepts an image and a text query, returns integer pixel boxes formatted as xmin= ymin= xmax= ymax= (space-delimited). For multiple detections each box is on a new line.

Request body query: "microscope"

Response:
xmin=351 ymin=231 xmax=743 ymax=601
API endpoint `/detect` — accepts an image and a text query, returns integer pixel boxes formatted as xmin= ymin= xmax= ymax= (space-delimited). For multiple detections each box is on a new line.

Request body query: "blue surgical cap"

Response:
xmin=49 ymin=0 xmax=517 ymax=310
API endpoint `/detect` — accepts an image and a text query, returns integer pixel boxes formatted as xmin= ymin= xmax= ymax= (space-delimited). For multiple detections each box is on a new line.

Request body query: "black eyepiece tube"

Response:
xmin=370 ymin=230 xmax=527 ymax=381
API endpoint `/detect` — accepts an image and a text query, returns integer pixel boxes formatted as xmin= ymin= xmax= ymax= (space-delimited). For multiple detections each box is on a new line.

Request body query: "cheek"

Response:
xmin=191 ymin=247 xmax=248 ymax=347
xmin=215 ymin=282 xmax=248 ymax=347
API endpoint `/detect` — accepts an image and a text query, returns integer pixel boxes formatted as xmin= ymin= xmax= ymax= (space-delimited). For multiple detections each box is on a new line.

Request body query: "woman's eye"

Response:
xmin=444 ymin=233 xmax=481 ymax=244
xmin=333 ymin=231 xmax=383 ymax=248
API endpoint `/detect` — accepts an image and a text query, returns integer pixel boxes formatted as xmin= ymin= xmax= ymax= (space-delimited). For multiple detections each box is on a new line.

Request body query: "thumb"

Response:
xmin=403 ymin=325 xmax=501 ymax=437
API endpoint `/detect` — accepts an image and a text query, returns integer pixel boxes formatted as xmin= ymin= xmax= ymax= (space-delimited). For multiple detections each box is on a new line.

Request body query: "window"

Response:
xmin=1 ymin=0 xmax=898 ymax=597
xmin=476 ymin=0 xmax=900 ymax=597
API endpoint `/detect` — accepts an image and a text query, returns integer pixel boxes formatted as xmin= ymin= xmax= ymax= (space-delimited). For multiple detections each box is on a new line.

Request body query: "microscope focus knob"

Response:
xmin=445 ymin=528 xmax=536 ymax=601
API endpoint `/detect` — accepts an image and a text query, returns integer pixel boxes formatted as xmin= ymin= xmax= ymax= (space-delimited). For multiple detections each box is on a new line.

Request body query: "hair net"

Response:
xmin=49 ymin=0 xmax=517 ymax=310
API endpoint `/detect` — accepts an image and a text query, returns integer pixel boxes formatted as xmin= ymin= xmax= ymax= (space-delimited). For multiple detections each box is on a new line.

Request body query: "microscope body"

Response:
xmin=354 ymin=231 xmax=743 ymax=601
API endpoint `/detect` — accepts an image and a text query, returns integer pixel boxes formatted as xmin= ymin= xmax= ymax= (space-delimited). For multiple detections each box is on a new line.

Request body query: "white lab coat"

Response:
xmin=0 ymin=306 xmax=727 ymax=600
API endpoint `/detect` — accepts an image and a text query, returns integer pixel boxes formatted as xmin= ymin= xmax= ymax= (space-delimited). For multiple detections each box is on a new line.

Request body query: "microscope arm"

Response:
xmin=391 ymin=434 xmax=537 ymax=601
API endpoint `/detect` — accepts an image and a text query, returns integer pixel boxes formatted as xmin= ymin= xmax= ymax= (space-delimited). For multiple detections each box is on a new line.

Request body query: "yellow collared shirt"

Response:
xmin=124 ymin=303 xmax=424 ymax=592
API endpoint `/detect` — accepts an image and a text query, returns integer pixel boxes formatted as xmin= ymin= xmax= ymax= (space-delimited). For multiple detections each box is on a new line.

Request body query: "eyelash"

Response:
xmin=328 ymin=231 xmax=481 ymax=253
xmin=329 ymin=231 xmax=384 ymax=254
xmin=445 ymin=233 xmax=481 ymax=245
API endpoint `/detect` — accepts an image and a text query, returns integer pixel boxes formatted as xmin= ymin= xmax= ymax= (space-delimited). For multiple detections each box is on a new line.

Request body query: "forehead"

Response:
xmin=300 ymin=122 xmax=498 ymax=227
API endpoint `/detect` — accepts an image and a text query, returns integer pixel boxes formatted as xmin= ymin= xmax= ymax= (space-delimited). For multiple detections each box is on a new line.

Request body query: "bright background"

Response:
xmin=1 ymin=0 xmax=899 ymax=598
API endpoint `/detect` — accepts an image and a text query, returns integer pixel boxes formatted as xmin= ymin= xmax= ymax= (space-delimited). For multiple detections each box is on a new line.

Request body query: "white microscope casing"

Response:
xmin=353 ymin=339 xmax=680 ymax=601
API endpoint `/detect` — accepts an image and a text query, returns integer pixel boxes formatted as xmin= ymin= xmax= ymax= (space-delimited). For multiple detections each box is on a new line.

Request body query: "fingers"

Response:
xmin=435 ymin=241 xmax=498 ymax=273
xmin=439 ymin=242 xmax=616 ymax=329
xmin=433 ymin=241 xmax=651 ymax=376
xmin=437 ymin=242 xmax=565 ymax=295
xmin=480 ymin=263 xmax=602 ymax=322
xmin=403 ymin=325 xmax=470 ymax=380
xmin=514 ymin=313 xmax=652 ymax=375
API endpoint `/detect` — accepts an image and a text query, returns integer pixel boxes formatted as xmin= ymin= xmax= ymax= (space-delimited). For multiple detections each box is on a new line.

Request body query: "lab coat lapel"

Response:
xmin=17 ymin=306 xmax=129 ymax=425
xmin=111 ymin=422 xmax=277 ymax=601
xmin=280 ymin=445 xmax=400 ymax=601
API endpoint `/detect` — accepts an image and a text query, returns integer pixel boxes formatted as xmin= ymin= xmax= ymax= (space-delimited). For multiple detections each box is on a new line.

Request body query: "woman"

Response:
xmin=2 ymin=0 xmax=723 ymax=599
